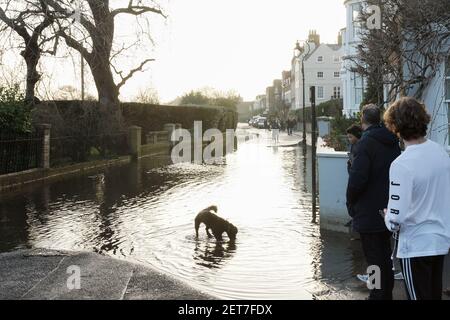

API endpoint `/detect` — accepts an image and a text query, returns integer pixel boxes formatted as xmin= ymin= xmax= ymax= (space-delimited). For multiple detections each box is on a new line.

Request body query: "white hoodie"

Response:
xmin=385 ymin=139 xmax=450 ymax=259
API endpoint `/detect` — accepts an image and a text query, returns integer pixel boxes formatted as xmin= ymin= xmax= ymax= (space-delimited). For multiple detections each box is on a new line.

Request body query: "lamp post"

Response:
xmin=294 ymin=40 xmax=311 ymax=146
xmin=310 ymin=86 xmax=317 ymax=223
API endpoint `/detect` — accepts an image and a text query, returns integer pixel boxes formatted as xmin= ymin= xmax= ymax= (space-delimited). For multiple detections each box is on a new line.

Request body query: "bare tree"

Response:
xmin=347 ymin=0 xmax=450 ymax=104
xmin=42 ymin=0 xmax=166 ymax=112
xmin=0 ymin=0 xmax=57 ymax=103
xmin=134 ymin=86 xmax=160 ymax=104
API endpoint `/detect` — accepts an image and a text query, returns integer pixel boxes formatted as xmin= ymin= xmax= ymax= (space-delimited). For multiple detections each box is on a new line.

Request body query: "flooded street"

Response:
xmin=0 ymin=127 xmax=368 ymax=300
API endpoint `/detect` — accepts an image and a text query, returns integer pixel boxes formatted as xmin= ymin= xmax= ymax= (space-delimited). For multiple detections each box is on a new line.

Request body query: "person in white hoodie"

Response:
xmin=383 ymin=97 xmax=450 ymax=300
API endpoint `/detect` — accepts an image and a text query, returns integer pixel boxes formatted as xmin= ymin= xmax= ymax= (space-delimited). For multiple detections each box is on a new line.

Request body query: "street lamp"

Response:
xmin=294 ymin=40 xmax=311 ymax=145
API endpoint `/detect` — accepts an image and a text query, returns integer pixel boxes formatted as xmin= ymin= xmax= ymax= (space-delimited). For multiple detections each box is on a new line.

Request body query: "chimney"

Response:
xmin=308 ymin=30 xmax=320 ymax=46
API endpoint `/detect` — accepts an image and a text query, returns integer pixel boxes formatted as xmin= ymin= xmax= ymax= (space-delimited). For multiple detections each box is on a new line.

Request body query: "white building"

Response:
xmin=392 ymin=48 xmax=450 ymax=151
xmin=341 ymin=0 xmax=366 ymax=117
xmin=293 ymin=31 xmax=343 ymax=111
xmin=253 ymin=94 xmax=267 ymax=113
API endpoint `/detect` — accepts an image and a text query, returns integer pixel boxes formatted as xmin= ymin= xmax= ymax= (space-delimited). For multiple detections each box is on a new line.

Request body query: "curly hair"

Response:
xmin=383 ymin=97 xmax=431 ymax=140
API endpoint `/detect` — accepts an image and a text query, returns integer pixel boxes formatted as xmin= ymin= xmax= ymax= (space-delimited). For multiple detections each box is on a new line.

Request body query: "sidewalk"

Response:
xmin=245 ymin=128 xmax=306 ymax=148
xmin=0 ymin=249 xmax=214 ymax=300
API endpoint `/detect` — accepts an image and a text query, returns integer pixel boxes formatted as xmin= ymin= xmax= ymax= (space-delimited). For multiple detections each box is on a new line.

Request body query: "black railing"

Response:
xmin=50 ymin=132 xmax=130 ymax=167
xmin=0 ymin=131 xmax=42 ymax=175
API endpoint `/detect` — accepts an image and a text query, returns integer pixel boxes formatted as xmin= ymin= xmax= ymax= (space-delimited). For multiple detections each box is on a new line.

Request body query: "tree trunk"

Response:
xmin=21 ymin=45 xmax=41 ymax=104
xmin=87 ymin=56 xmax=123 ymax=131
xmin=89 ymin=60 xmax=119 ymax=107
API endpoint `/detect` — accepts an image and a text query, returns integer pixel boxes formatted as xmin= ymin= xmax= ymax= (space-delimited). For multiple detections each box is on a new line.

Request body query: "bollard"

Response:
xmin=37 ymin=124 xmax=51 ymax=169
xmin=128 ymin=126 xmax=142 ymax=159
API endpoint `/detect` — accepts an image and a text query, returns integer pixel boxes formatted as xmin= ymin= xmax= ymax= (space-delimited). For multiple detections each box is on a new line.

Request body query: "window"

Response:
xmin=317 ymin=72 xmax=324 ymax=79
xmin=333 ymin=56 xmax=340 ymax=63
xmin=353 ymin=73 xmax=364 ymax=107
xmin=334 ymin=86 xmax=341 ymax=99
xmin=317 ymin=56 xmax=324 ymax=63
xmin=445 ymin=56 xmax=450 ymax=102
xmin=352 ymin=3 xmax=363 ymax=39
xmin=318 ymin=87 xmax=324 ymax=99
xmin=352 ymin=3 xmax=362 ymax=22
xmin=447 ymin=104 xmax=450 ymax=147
xmin=447 ymin=57 xmax=450 ymax=147
xmin=334 ymin=72 xmax=340 ymax=78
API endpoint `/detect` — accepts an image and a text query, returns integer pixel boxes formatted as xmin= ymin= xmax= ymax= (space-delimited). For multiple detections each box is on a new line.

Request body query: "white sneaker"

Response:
xmin=394 ymin=272 xmax=404 ymax=280
xmin=357 ymin=274 xmax=369 ymax=283
xmin=358 ymin=272 xmax=403 ymax=283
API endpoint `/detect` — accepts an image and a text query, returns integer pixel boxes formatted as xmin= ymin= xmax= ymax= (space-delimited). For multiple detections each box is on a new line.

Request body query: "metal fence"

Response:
xmin=0 ymin=131 xmax=42 ymax=175
xmin=50 ymin=132 xmax=130 ymax=167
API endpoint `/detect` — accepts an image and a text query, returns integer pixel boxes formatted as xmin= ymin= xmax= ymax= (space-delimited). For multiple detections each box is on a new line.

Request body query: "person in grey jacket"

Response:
xmin=384 ymin=97 xmax=450 ymax=300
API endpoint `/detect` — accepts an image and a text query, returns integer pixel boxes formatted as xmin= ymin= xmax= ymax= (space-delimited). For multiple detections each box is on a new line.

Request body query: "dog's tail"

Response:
xmin=205 ymin=205 xmax=218 ymax=213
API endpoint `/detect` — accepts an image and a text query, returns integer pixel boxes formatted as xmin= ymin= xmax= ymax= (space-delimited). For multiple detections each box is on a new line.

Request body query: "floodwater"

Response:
xmin=0 ymin=127 xmax=368 ymax=300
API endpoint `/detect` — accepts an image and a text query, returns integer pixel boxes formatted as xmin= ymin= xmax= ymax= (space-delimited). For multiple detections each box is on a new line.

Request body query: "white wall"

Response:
xmin=421 ymin=61 xmax=449 ymax=149
xmin=394 ymin=47 xmax=449 ymax=150
xmin=318 ymin=119 xmax=331 ymax=137
xmin=318 ymin=151 xmax=350 ymax=233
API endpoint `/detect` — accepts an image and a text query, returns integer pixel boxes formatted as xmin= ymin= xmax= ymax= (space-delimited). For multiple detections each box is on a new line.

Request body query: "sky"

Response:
xmin=1 ymin=0 xmax=347 ymax=103
xmin=143 ymin=0 xmax=347 ymax=103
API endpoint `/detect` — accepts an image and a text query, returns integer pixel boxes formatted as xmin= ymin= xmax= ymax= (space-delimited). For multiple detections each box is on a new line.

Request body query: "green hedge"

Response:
xmin=32 ymin=101 xmax=238 ymax=136
xmin=295 ymin=99 xmax=343 ymax=122
xmin=121 ymin=103 xmax=238 ymax=134
xmin=0 ymin=85 xmax=31 ymax=135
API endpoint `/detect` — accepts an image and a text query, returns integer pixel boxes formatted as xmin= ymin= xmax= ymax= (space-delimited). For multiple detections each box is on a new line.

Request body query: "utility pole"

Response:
xmin=310 ymin=86 xmax=317 ymax=223
xmin=302 ymin=58 xmax=307 ymax=145
xmin=294 ymin=41 xmax=311 ymax=147
xmin=81 ymin=53 xmax=85 ymax=102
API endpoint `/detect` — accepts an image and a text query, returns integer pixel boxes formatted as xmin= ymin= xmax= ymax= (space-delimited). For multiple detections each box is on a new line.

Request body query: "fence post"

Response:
xmin=38 ymin=124 xmax=51 ymax=169
xmin=128 ymin=126 xmax=142 ymax=159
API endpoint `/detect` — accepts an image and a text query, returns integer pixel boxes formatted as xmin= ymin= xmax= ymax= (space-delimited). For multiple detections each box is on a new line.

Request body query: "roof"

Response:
xmin=304 ymin=43 xmax=342 ymax=61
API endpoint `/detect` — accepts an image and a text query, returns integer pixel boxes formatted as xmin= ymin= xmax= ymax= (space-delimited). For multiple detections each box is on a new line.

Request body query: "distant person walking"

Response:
xmin=346 ymin=124 xmax=363 ymax=173
xmin=383 ymin=97 xmax=450 ymax=300
xmin=287 ymin=118 xmax=297 ymax=136
xmin=271 ymin=120 xmax=280 ymax=144
xmin=346 ymin=104 xmax=401 ymax=300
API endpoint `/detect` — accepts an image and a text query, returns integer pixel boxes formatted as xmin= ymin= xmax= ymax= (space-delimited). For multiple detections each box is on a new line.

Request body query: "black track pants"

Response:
xmin=360 ymin=231 xmax=395 ymax=300
xmin=400 ymin=255 xmax=445 ymax=300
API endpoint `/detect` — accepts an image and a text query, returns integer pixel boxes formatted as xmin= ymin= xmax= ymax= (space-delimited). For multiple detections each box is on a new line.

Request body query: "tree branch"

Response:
xmin=115 ymin=58 xmax=155 ymax=91
xmin=111 ymin=1 xmax=167 ymax=19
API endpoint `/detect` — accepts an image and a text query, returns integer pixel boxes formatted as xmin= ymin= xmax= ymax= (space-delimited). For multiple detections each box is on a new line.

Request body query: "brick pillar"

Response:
xmin=128 ymin=126 xmax=142 ymax=159
xmin=38 ymin=124 xmax=51 ymax=169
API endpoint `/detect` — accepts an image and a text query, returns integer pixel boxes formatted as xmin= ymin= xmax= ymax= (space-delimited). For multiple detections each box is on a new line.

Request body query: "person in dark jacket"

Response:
xmin=346 ymin=124 xmax=363 ymax=173
xmin=346 ymin=104 xmax=401 ymax=300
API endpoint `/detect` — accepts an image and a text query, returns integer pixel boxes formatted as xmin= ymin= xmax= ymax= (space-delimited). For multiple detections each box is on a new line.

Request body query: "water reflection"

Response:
xmin=194 ymin=240 xmax=237 ymax=269
xmin=0 ymin=128 xmax=368 ymax=299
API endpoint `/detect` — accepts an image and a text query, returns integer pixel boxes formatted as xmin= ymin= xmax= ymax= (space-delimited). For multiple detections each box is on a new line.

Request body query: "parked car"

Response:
xmin=249 ymin=116 xmax=261 ymax=127
xmin=256 ymin=117 xmax=267 ymax=129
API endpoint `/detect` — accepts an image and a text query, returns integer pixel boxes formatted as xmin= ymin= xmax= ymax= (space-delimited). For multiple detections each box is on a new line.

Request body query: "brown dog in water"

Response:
xmin=195 ymin=205 xmax=238 ymax=242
